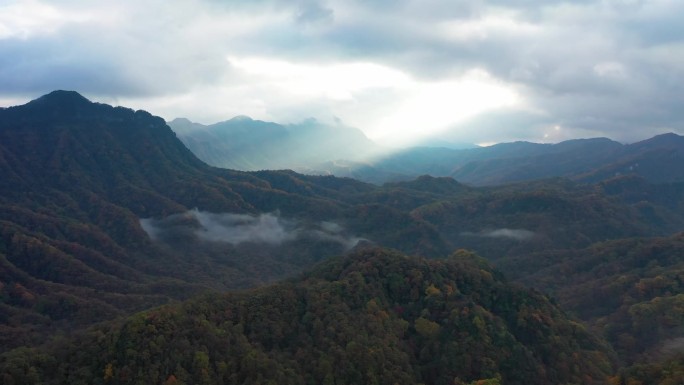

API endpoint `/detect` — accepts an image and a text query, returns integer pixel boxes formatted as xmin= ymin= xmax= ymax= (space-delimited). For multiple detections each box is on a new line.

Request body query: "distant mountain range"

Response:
xmin=302 ymin=133 xmax=684 ymax=185
xmin=374 ymin=134 xmax=684 ymax=185
xmin=168 ymin=116 xmax=379 ymax=171
xmin=171 ymin=115 xmax=684 ymax=186
xmin=2 ymin=91 xmax=684 ymax=383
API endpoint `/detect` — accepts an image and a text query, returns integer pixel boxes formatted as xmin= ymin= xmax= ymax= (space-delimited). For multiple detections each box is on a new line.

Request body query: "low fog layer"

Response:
xmin=140 ymin=210 xmax=364 ymax=249
xmin=461 ymin=228 xmax=537 ymax=241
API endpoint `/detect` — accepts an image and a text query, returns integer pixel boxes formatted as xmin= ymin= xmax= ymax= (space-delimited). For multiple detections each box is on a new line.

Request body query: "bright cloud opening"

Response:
xmin=227 ymin=56 xmax=410 ymax=100
xmin=368 ymin=69 xmax=521 ymax=147
xmin=226 ymin=56 xmax=521 ymax=147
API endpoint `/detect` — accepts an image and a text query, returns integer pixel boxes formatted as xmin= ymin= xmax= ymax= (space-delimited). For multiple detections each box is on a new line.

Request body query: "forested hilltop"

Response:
xmin=1 ymin=91 xmax=683 ymax=383
xmin=1 ymin=248 xmax=616 ymax=385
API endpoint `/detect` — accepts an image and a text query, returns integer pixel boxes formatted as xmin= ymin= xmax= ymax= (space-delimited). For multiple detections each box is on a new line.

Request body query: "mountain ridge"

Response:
xmin=168 ymin=109 xmax=684 ymax=186
xmin=0 ymin=91 xmax=453 ymax=351
xmin=168 ymin=116 xmax=380 ymax=171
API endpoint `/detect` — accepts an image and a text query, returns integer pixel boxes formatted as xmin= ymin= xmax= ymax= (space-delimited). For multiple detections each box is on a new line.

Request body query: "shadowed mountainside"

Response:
xmin=0 ymin=91 xmax=446 ymax=351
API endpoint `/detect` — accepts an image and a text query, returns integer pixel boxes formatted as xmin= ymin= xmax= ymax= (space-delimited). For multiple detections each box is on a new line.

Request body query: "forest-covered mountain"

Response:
xmin=0 ymin=91 xmax=444 ymax=351
xmin=1 ymin=248 xmax=616 ymax=385
xmin=498 ymin=232 xmax=684 ymax=359
xmin=1 ymin=91 xmax=684 ymax=383
xmin=168 ymin=116 xmax=378 ymax=171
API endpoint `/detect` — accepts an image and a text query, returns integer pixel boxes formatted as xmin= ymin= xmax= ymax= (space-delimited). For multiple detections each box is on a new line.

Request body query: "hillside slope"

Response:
xmin=499 ymin=232 xmax=684 ymax=365
xmin=0 ymin=91 xmax=447 ymax=351
xmin=0 ymin=248 xmax=616 ymax=385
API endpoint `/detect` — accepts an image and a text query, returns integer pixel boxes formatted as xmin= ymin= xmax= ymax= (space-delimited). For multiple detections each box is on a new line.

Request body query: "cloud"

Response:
xmin=295 ymin=1 xmax=334 ymax=24
xmin=311 ymin=221 xmax=365 ymax=249
xmin=2 ymin=0 xmax=684 ymax=145
xmin=659 ymin=337 xmax=684 ymax=358
xmin=140 ymin=210 xmax=364 ymax=249
xmin=461 ymin=228 xmax=537 ymax=241
xmin=193 ymin=211 xmax=293 ymax=244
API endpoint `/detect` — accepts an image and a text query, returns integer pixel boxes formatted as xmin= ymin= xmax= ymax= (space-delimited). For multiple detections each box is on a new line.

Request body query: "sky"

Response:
xmin=1 ymin=0 xmax=683 ymax=147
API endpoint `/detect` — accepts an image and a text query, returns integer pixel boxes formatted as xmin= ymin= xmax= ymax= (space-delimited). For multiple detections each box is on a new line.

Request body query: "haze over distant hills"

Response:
xmin=382 ymin=134 xmax=684 ymax=186
xmin=170 ymin=115 xmax=684 ymax=186
xmin=2 ymin=91 xmax=684 ymax=384
xmin=168 ymin=116 xmax=379 ymax=172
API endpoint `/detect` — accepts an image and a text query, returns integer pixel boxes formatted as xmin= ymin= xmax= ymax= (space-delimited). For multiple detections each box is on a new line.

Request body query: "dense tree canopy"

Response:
xmin=0 ymin=248 xmax=616 ymax=385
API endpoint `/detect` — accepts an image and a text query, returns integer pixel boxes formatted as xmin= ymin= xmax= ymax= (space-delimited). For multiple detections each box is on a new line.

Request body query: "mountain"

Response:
xmin=0 ymin=248 xmax=616 ymax=385
xmin=286 ymin=134 xmax=683 ymax=186
xmin=450 ymin=138 xmax=624 ymax=185
xmin=497 ymin=232 xmax=684 ymax=366
xmin=373 ymin=141 xmax=557 ymax=177
xmin=577 ymin=133 xmax=684 ymax=184
xmin=168 ymin=113 xmax=684 ymax=187
xmin=356 ymin=138 xmax=616 ymax=184
xmin=0 ymin=91 xmax=246 ymax=212
xmin=0 ymin=91 xmax=446 ymax=352
xmin=3 ymin=91 xmax=684 ymax=380
xmin=168 ymin=116 xmax=380 ymax=171
xmin=293 ymin=159 xmax=412 ymax=184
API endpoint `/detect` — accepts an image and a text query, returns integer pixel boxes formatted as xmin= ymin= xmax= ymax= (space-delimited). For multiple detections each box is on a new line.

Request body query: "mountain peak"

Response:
xmin=31 ymin=90 xmax=92 ymax=107
xmin=650 ymin=132 xmax=684 ymax=142
xmin=168 ymin=117 xmax=208 ymax=133
xmin=629 ymin=132 xmax=684 ymax=151
xmin=0 ymin=91 xmax=208 ymax=183
xmin=230 ymin=115 xmax=253 ymax=122
xmin=169 ymin=117 xmax=193 ymax=125
xmin=2 ymin=90 xmax=102 ymax=122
